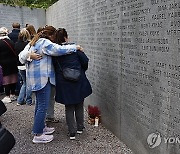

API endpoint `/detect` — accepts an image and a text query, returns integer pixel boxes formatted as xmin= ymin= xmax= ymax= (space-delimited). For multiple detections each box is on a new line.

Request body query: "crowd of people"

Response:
xmin=0 ymin=23 xmax=92 ymax=143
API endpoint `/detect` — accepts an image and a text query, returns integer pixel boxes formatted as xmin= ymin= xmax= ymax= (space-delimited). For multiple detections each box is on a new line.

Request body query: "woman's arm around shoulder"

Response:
xmin=18 ymin=43 xmax=32 ymax=64
xmin=42 ymin=39 xmax=77 ymax=56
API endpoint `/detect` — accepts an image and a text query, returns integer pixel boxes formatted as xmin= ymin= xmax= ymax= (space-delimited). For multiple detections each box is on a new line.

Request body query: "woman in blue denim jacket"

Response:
xmin=19 ymin=26 xmax=78 ymax=143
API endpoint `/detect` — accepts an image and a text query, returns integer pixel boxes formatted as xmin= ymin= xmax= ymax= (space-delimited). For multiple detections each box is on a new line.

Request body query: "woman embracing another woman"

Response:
xmin=19 ymin=26 xmax=78 ymax=143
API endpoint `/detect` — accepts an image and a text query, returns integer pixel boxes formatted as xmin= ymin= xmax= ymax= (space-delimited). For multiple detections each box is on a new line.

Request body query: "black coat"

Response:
xmin=0 ymin=100 xmax=7 ymax=116
xmin=15 ymin=40 xmax=29 ymax=66
xmin=52 ymin=51 xmax=92 ymax=105
xmin=0 ymin=38 xmax=18 ymax=76
xmin=8 ymin=29 xmax=20 ymax=43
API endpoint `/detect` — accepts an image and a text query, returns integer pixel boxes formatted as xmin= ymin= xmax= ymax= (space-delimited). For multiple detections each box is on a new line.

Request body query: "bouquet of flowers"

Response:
xmin=88 ymin=105 xmax=101 ymax=125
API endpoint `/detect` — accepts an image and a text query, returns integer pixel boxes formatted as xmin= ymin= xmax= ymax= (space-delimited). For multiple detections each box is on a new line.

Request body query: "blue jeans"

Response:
xmin=33 ymin=81 xmax=51 ymax=134
xmin=17 ymin=70 xmax=32 ymax=105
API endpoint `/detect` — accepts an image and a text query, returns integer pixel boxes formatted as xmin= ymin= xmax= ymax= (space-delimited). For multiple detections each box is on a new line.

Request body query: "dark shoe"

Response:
xmin=0 ymin=92 xmax=4 ymax=95
xmin=77 ymin=130 xmax=83 ymax=134
xmin=77 ymin=126 xmax=85 ymax=134
xmin=69 ymin=133 xmax=75 ymax=140
xmin=46 ymin=118 xmax=59 ymax=123
xmin=26 ymin=103 xmax=33 ymax=106
xmin=15 ymin=91 xmax=20 ymax=96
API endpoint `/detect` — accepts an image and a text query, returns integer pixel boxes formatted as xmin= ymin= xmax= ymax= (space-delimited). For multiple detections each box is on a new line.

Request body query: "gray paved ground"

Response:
xmin=0 ymin=94 xmax=133 ymax=154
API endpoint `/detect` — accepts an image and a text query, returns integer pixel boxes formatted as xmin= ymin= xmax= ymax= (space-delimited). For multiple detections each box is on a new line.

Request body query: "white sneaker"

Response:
xmin=1 ymin=96 xmax=11 ymax=103
xmin=32 ymin=134 xmax=54 ymax=143
xmin=10 ymin=95 xmax=16 ymax=101
xmin=43 ymin=126 xmax=55 ymax=135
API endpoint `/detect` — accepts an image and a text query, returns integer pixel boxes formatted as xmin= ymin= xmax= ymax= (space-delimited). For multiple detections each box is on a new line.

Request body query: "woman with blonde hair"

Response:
xmin=15 ymin=28 xmax=33 ymax=105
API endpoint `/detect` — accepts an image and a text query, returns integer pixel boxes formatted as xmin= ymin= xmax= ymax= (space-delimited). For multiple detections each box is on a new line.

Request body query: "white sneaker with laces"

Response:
xmin=32 ymin=134 xmax=54 ymax=143
xmin=1 ymin=96 xmax=11 ymax=103
xmin=10 ymin=95 xmax=16 ymax=101
xmin=43 ymin=126 xmax=55 ymax=135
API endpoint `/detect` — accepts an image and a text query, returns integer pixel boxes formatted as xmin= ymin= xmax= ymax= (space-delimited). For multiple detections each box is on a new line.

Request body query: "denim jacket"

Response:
xmin=19 ymin=38 xmax=76 ymax=91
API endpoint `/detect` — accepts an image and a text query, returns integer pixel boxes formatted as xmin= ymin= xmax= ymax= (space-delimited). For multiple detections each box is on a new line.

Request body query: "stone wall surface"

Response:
xmin=0 ymin=4 xmax=46 ymax=31
xmin=47 ymin=1 xmax=180 ymax=153
xmin=1 ymin=0 xmax=180 ymax=153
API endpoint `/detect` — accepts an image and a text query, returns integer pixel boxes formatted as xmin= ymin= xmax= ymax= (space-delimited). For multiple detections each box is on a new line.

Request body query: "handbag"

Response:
xmin=63 ymin=68 xmax=81 ymax=81
xmin=56 ymin=60 xmax=81 ymax=82
xmin=0 ymin=124 xmax=15 ymax=154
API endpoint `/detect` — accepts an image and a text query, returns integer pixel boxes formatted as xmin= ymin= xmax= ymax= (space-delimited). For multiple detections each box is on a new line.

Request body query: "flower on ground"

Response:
xmin=88 ymin=105 xmax=100 ymax=119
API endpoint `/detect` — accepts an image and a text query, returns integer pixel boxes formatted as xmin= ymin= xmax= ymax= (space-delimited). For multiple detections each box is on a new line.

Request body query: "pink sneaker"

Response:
xmin=32 ymin=134 xmax=53 ymax=143
xmin=43 ymin=126 xmax=55 ymax=135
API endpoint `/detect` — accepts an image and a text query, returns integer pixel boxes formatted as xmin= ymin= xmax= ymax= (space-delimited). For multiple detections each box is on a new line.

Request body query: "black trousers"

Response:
xmin=4 ymin=83 xmax=16 ymax=96
xmin=65 ymin=102 xmax=84 ymax=134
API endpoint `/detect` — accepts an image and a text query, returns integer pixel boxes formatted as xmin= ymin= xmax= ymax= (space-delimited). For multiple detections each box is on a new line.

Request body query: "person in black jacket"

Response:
xmin=52 ymin=28 xmax=92 ymax=139
xmin=0 ymin=27 xmax=18 ymax=103
xmin=8 ymin=23 xmax=21 ymax=96
xmin=8 ymin=23 xmax=20 ymax=43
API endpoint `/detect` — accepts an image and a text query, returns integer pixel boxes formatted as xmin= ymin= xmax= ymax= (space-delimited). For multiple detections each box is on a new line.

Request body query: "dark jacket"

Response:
xmin=0 ymin=100 xmax=7 ymax=116
xmin=52 ymin=51 xmax=92 ymax=105
xmin=8 ymin=29 xmax=20 ymax=43
xmin=0 ymin=38 xmax=18 ymax=76
xmin=15 ymin=40 xmax=29 ymax=66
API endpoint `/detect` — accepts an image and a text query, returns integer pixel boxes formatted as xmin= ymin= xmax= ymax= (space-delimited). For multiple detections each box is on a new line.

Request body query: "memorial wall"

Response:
xmin=47 ymin=0 xmax=180 ymax=153
xmin=1 ymin=0 xmax=180 ymax=153
xmin=0 ymin=4 xmax=45 ymax=31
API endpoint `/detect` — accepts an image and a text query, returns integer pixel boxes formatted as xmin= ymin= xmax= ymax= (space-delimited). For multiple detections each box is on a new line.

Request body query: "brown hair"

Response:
xmin=30 ymin=25 xmax=56 ymax=46
xmin=26 ymin=25 xmax=37 ymax=39
xmin=37 ymin=26 xmax=44 ymax=33
xmin=54 ymin=28 xmax=68 ymax=45
xmin=12 ymin=23 xmax=20 ymax=29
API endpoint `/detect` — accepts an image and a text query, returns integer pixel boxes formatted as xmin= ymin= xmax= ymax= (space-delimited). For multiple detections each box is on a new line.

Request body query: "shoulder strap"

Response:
xmin=2 ymin=39 xmax=17 ymax=56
